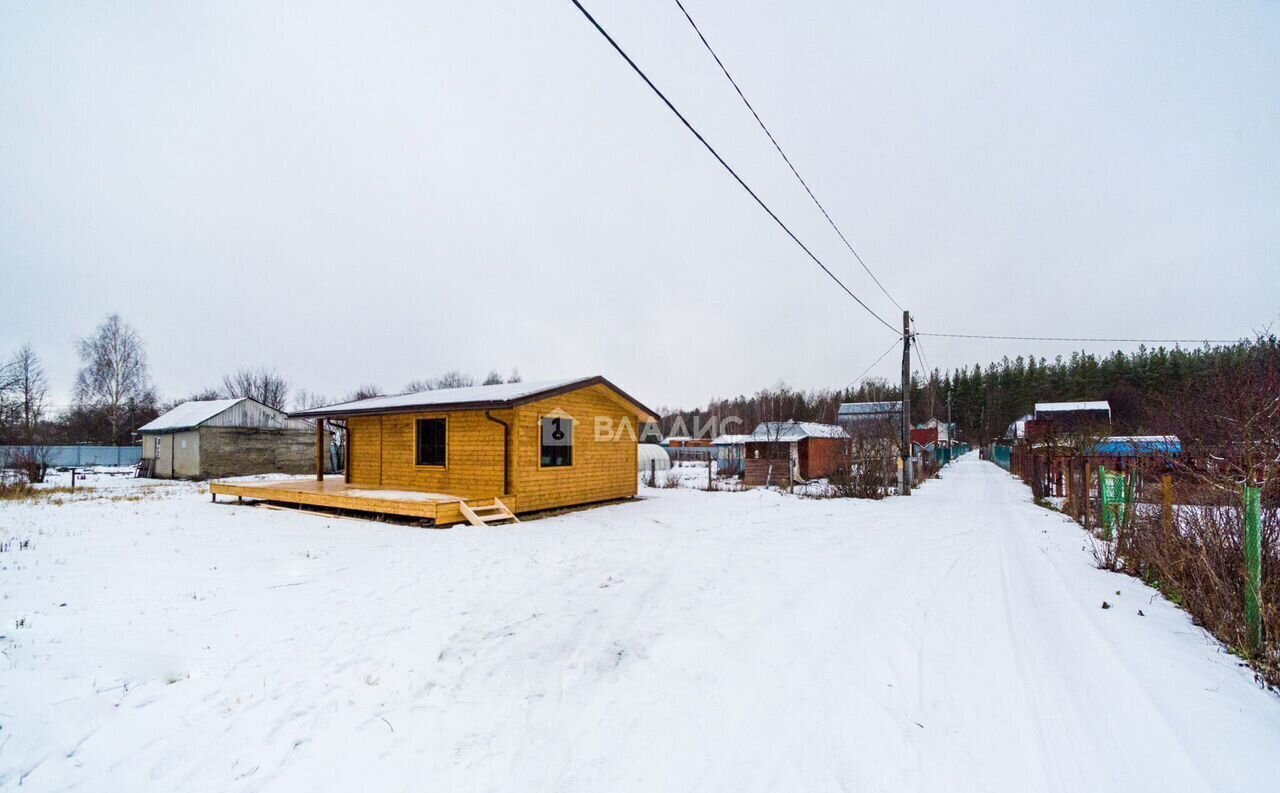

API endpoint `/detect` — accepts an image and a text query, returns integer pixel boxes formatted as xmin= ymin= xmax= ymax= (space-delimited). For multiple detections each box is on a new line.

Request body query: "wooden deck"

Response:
xmin=209 ymin=477 xmax=517 ymax=526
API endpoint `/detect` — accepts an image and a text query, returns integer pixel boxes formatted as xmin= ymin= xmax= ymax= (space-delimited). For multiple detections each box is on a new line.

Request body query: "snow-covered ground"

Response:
xmin=2 ymin=455 xmax=1277 ymax=791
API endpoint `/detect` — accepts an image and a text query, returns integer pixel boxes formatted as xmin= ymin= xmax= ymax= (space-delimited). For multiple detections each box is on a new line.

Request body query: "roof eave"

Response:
xmin=289 ymin=376 xmax=660 ymax=423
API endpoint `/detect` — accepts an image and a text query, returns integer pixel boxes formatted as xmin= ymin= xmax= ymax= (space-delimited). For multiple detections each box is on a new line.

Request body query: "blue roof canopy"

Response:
xmin=1092 ymin=436 xmax=1182 ymax=456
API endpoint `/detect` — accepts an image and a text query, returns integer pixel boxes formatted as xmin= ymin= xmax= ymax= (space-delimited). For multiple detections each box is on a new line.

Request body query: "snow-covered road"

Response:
xmin=2 ymin=456 xmax=1277 ymax=791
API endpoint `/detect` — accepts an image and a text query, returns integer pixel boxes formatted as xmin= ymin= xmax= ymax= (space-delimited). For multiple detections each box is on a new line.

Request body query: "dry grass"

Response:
xmin=1086 ymin=477 xmax=1279 ymax=688
xmin=0 ymin=483 xmax=91 ymax=502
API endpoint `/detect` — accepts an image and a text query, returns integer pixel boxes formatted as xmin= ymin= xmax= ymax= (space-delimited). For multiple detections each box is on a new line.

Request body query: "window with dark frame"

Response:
xmin=416 ymin=418 xmax=446 ymax=466
xmin=540 ymin=416 xmax=573 ymax=467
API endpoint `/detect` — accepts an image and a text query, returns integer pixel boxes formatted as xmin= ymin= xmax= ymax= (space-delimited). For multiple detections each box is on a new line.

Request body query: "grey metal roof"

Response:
xmin=138 ymin=399 xmax=243 ymax=432
xmin=838 ymin=401 xmax=903 ymax=417
xmin=749 ymin=421 xmax=849 ymax=441
xmin=291 ymin=375 xmax=657 ymax=420
xmin=139 ymin=398 xmax=314 ymax=433
xmin=1035 ymin=401 xmax=1111 ymax=414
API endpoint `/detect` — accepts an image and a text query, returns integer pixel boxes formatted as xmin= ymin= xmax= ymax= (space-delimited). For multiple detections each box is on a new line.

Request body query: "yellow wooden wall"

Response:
xmin=348 ymin=415 xmax=382 ymax=485
xmin=345 ymin=382 xmax=641 ymax=514
xmin=348 ymin=410 xmax=510 ymax=499
xmin=511 ymin=383 xmax=639 ymax=512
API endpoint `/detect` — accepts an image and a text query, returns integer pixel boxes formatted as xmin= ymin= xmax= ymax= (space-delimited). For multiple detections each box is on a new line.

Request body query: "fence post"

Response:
xmin=649 ymin=459 xmax=656 ymax=487
xmin=1244 ymin=484 xmax=1262 ymax=656
xmin=1065 ymin=461 xmax=1076 ymax=517
xmin=707 ymin=452 xmax=713 ymax=491
xmin=1160 ymin=474 xmax=1173 ymax=537
xmin=1099 ymin=465 xmax=1111 ymax=540
xmin=1082 ymin=462 xmax=1092 ymax=531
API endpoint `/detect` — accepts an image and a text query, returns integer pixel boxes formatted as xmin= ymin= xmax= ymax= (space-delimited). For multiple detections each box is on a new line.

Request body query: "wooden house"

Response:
xmin=210 ymin=376 xmax=656 ymax=526
xmin=1025 ymin=401 xmax=1112 ymax=440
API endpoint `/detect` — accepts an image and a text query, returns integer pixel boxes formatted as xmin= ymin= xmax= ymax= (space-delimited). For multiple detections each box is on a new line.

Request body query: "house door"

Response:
xmin=789 ymin=442 xmax=800 ymax=480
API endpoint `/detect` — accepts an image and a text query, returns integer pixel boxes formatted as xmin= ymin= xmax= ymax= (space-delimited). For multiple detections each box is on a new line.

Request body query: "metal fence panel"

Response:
xmin=992 ymin=446 xmax=1011 ymax=470
xmin=0 ymin=445 xmax=142 ymax=467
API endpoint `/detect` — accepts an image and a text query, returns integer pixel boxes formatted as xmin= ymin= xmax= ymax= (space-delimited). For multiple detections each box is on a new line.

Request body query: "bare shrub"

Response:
xmin=1077 ymin=344 xmax=1280 ymax=686
xmin=658 ymin=469 xmax=683 ymax=489
xmin=1108 ymin=475 xmax=1279 ymax=685
xmin=827 ymin=459 xmax=885 ymax=500
xmin=9 ymin=445 xmax=52 ymax=484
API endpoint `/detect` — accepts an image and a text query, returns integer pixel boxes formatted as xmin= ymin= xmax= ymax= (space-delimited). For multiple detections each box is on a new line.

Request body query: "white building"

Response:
xmin=139 ymin=398 xmax=329 ymax=479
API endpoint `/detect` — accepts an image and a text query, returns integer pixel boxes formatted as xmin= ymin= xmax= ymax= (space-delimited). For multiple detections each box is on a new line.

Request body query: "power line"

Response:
xmin=567 ymin=0 xmax=899 ymax=335
xmin=911 ymin=323 xmax=933 ymax=375
xmin=844 ymin=336 xmax=902 ymax=389
xmin=672 ymin=0 xmax=903 ymax=313
xmin=917 ymin=332 xmax=1242 ymax=344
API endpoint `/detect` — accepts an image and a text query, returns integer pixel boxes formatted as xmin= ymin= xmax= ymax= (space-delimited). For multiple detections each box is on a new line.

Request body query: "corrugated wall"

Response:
xmin=0 ymin=445 xmax=142 ymax=467
xmin=201 ymin=400 xmax=315 ymax=431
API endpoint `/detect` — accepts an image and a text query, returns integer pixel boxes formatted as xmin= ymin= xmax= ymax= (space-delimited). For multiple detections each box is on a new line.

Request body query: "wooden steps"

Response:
xmin=458 ymin=497 xmax=520 ymax=527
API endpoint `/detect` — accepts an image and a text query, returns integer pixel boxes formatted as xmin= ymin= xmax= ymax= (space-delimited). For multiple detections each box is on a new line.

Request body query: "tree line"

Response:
xmin=0 ymin=313 xmax=524 ymax=447
xmin=7 ymin=312 xmax=1271 ymax=450
xmin=657 ymin=335 xmax=1280 ymax=444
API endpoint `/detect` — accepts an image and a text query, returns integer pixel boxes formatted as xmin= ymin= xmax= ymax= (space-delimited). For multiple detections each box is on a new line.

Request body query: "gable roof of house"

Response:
xmin=1092 ymin=435 xmax=1182 ymax=456
xmin=838 ymin=401 xmax=903 ymax=418
xmin=749 ymin=421 xmax=849 ymax=441
xmin=291 ymin=376 xmax=657 ymax=421
xmin=139 ymin=397 xmax=311 ymax=434
xmin=138 ymin=399 xmax=246 ymax=433
xmin=1034 ymin=401 xmax=1111 ymax=414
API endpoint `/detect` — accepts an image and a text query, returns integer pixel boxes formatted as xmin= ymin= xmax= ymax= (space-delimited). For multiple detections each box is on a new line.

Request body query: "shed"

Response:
xmin=919 ymin=417 xmax=955 ymax=446
xmin=911 ymin=426 xmax=939 ymax=454
xmin=711 ymin=434 xmax=751 ymax=476
xmin=744 ymin=421 xmax=849 ymax=486
xmin=139 ymin=398 xmax=330 ymax=479
xmin=277 ymin=375 xmax=658 ymax=520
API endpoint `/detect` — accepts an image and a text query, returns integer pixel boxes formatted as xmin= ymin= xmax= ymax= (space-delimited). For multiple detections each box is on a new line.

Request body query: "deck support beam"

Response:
xmin=316 ymin=420 xmax=325 ymax=481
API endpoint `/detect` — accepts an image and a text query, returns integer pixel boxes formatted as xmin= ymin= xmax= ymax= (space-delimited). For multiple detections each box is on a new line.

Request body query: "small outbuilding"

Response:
xmin=139 ymin=398 xmax=330 ymax=479
xmin=711 ymin=434 xmax=751 ymax=476
xmin=744 ymin=421 xmax=849 ymax=486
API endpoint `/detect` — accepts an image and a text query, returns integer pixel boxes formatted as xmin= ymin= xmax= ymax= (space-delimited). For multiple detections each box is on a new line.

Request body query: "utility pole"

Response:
xmin=900 ymin=310 xmax=912 ymax=495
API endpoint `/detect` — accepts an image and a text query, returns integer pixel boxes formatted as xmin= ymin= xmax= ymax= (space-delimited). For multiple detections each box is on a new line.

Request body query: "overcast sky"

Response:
xmin=2 ymin=0 xmax=1277 ymax=411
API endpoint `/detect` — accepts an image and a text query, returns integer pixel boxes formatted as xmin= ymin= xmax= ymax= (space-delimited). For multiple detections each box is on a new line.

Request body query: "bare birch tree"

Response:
xmin=9 ymin=344 xmax=48 ymax=441
xmin=74 ymin=314 xmax=154 ymax=445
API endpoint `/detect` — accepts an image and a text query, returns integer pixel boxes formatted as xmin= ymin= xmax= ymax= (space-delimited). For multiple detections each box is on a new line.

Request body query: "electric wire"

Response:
xmin=917 ymin=332 xmax=1240 ymax=344
xmin=912 ymin=328 xmax=933 ymax=376
xmin=671 ymin=0 xmax=903 ymax=313
xmin=844 ymin=336 xmax=902 ymax=390
xmin=567 ymin=0 xmax=899 ymax=335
